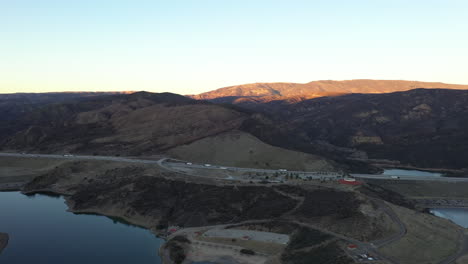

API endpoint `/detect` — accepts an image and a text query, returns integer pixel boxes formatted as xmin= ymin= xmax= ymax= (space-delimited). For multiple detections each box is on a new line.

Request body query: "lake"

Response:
xmin=430 ymin=208 xmax=468 ymax=228
xmin=382 ymin=170 xmax=468 ymax=228
xmin=382 ymin=168 xmax=442 ymax=177
xmin=0 ymin=191 xmax=163 ymax=263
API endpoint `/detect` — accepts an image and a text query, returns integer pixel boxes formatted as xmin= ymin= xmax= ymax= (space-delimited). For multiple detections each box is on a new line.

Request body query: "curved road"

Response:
xmin=1 ymin=152 xmax=467 ymax=182
xmin=369 ymin=200 xmax=407 ymax=248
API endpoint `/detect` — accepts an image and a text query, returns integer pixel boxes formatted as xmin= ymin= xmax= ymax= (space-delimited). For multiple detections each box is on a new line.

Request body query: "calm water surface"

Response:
xmin=0 ymin=191 xmax=163 ymax=264
xmin=430 ymin=208 xmax=468 ymax=228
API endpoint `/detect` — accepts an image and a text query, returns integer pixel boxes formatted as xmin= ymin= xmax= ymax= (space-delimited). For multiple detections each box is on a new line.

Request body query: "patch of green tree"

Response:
xmin=287 ymin=227 xmax=332 ymax=250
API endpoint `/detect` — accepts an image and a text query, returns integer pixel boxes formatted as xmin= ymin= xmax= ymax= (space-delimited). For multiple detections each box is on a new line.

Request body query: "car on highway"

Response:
xmin=219 ymin=167 xmax=227 ymax=169
xmin=390 ymin=176 xmax=400 ymax=179
xmin=278 ymin=169 xmax=287 ymax=172
xmin=186 ymin=162 xmax=193 ymax=165
xmin=204 ymin=164 xmax=211 ymax=167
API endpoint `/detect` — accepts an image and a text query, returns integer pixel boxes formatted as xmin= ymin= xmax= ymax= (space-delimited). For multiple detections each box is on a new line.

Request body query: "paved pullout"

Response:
xmin=0 ymin=233 xmax=9 ymax=254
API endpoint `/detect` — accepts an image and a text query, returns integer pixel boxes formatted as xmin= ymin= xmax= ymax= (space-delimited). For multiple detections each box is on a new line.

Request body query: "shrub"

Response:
xmin=240 ymin=249 xmax=255 ymax=255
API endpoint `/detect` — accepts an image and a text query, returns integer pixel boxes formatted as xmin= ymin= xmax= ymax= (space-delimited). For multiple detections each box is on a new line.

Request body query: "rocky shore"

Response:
xmin=0 ymin=232 xmax=9 ymax=254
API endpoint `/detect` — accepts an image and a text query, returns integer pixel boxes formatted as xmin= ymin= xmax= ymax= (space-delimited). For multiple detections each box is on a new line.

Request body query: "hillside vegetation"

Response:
xmin=167 ymin=130 xmax=334 ymax=171
xmin=278 ymin=89 xmax=468 ymax=169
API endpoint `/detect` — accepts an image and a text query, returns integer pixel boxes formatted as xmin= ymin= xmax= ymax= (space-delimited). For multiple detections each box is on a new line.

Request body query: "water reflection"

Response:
xmin=0 ymin=191 xmax=163 ymax=264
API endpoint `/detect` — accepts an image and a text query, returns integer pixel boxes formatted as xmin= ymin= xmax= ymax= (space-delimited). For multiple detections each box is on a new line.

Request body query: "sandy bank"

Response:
xmin=0 ymin=232 xmax=9 ymax=254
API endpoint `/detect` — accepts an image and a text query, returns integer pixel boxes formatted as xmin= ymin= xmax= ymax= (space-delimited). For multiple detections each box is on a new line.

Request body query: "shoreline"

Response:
xmin=78 ymin=205 xmax=172 ymax=264
xmin=19 ymin=189 xmax=171 ymax=262
xmin=23 ymin=189 xmax=165 ymax=234
xmin=0 ymin=182 xmax=26 ymax=192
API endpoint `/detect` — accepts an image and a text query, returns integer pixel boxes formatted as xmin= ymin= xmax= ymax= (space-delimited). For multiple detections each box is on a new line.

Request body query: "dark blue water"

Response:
xmin=0 ymin=191 xmax=163 ymax=263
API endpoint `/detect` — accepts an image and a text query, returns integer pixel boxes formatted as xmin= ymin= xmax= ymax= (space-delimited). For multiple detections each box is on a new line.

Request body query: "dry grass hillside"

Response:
xmin=0 ymin=156 xmax=68 ymax=184
xmin=77 ymin=103 xmax=247 ymax=152
xmin=1 ymin=92 xmax=248 ymax=156
xmin=379 ymin=203 xmax=461 ymax=264
xmin=167 ymin=130 xmax=336 ymax=171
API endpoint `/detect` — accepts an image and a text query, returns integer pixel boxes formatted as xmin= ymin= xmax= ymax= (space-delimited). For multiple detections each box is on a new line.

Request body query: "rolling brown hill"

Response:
xmin=0 ymin=92 xmax=245 ymax=155
xmin=0 ymin=91 xmax=339 ymax=171
xmin=0 ymin=91 xmax=135 ymax=123
xmin=167 ymin=130 xmax=335 ymax=171
xmin=191 ymin=79 xmax=468 ymax=104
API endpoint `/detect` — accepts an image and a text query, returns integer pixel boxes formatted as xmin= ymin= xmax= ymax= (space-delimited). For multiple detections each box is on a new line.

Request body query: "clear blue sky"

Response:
xmin=1 ymin=0 xmax=467 ymax=94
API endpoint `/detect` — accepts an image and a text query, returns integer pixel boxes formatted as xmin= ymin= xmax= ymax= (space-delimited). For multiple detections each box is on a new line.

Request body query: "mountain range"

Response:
xmin=191 ymin=79 xmax=468 ymax=105
xmin=2 ymin=79 xmax=468 ymax=172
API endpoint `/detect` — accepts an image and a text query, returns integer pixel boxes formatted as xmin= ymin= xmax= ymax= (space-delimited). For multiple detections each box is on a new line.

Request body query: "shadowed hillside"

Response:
xmin=0 ymin=92 xmax=247 ymax=156
xmin=0 ymin=92 xmax=134 ymax=122
xmin=267 ymin=89 xmax=468 ymax=169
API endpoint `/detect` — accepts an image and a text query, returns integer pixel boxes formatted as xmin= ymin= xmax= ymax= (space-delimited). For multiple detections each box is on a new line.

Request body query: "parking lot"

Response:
xmin=203 ymin=228 xmax=290 ymax=245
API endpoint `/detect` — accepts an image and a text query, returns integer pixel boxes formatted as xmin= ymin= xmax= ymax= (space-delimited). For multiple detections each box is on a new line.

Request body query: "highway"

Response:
xmin=167 ymin=159 xmax=342 ymax=177
xmin=351 ymin=173 xmax=468 ymax=182
xmin=1 ymin=152 xmax=467 ymax=183
xmin=167 ymin=159 xmax=468 ymax=182
xmin=0 ymin=152 xmax=163 ymax=165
